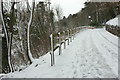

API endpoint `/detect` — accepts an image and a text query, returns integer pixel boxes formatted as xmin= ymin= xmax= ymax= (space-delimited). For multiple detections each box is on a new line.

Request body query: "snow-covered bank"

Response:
xmin=106 ymin=15 xmax=119 ymax=26
xmin=1 ymin=28 xmax=118 ymax=78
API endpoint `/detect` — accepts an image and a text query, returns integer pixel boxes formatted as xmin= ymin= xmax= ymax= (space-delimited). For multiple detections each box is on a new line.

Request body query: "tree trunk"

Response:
xmin=8 ymin=2 xmax=16 ymax=72
xmin=0 ymin=0 xmax=10 ymax=73
xmin=27 ymin=0 xmax=35 ymax=63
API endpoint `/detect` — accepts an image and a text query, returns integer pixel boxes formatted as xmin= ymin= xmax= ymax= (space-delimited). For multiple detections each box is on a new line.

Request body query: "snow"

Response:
xmin=1 ymin=28 xmax=118 ymax=78
xmin=106 ymin=16 xmax=119 ymax=26
xmin=0 ymin=34 xmax=4 ymax=37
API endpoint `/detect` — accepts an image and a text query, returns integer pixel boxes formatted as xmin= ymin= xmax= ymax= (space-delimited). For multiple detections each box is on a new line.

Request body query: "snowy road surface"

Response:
xmin=2 ymin=28 xmax=118 ymax=78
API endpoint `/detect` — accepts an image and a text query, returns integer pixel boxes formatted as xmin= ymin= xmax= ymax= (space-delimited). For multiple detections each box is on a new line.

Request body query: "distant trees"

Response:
xmin=83 ymin=2 xmax=120 ymax=25
xmin=55 ymin=4 xmax=63 ymax=21
xmin=58 ymin=2 xmax=120 ymax=28
xmin=54 ymin=4 xmax=63 ymax=31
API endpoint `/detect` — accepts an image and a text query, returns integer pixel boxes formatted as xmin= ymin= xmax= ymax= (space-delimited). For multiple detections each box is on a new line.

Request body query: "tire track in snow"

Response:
xmin=72 ymin=29 xmax=117 ymax=78
xmin=97 ymin=30 xmax=118 ymax=64
xmin=92 ymin=29 xmax=118 ymax=77
xmin=98 ymin=28 xmax=119 ymax=48
xmin=98 ymin=30 xmax=119 ymax=53
xmin=99 ymin=31 xmax=119 ymax=48
xmin=70 ymin=30 xmax=89 ymax=78
xmin=97 ymin=30 xmax=118 ymax=57
xmin=95 ymin=29 xmax=118 ymax=63
xmin=90 ymin=30 xmax=117 ymax=78
xmin=72 ymin=38 xmax=86 ymax=78
xmin=79 ymin=30 xmax=104 ymax=78
xmin=72 ymin=29 xmax=98 ymax=78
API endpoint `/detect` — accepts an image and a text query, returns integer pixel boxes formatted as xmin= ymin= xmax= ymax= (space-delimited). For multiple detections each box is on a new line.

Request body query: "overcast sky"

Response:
xmin=51 ymin=0 xmax=87 ymax=17
xmin=26 ymin=0 xmax=87 ymax=17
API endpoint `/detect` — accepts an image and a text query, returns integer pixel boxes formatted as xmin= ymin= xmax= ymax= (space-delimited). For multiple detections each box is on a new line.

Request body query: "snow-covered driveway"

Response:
xmin=2 ymin=28 xmax=118 ymax=78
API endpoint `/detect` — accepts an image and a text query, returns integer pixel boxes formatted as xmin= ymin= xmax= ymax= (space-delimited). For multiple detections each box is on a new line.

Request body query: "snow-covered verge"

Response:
xmin=106 ymin=16 xmax=119 ymax=26
xmin=0 ymin=28 xmax=118 ymax=78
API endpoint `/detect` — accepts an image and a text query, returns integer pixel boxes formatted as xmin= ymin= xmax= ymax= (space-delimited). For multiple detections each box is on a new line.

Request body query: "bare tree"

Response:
xmin=54 ymin=4 xmax=63 ymax=31
xmin=27 ymin=0 xmax=35 ymax=63
xmin=0 ymin=0 xmax=10 ymax=73
xmin=0 ymin=0 xmax=17 ymax=72
xmin=55 ymin=4 xmax=63 ymax=21
xmin=0 ymin=0 xmax=9 ymax=47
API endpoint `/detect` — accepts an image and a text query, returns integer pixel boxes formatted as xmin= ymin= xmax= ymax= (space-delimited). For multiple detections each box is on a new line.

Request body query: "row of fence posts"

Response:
xmin=50 ymin=27 xmax=82 ymax=66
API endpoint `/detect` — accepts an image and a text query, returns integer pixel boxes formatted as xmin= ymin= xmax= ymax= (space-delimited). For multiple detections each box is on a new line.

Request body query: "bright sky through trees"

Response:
xmin=51 ymin=0 xmax=87 ymax=17
xmin=33 ymin=0 xmax=87 ymax=17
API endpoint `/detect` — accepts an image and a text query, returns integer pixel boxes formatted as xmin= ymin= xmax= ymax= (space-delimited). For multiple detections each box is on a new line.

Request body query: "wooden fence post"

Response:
xmin=74 ymin=28 xmax=75 ymax=39
xmin=67 ymin=30 xmax=69 ymax=45
xmin=76 ymin=28 xmax=77 ymax=34
xmin=70 ymin=29 xmax=72 ymax=42
xmin=63 ymin=31 xmax=66 ymax=49
xmin=72 ymin=29 xmax=74 ymax=40
xmin=50 ymin=34 xmax=54 ymax=66
xmin=58 ymin=32 xmax=61 ymax=55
